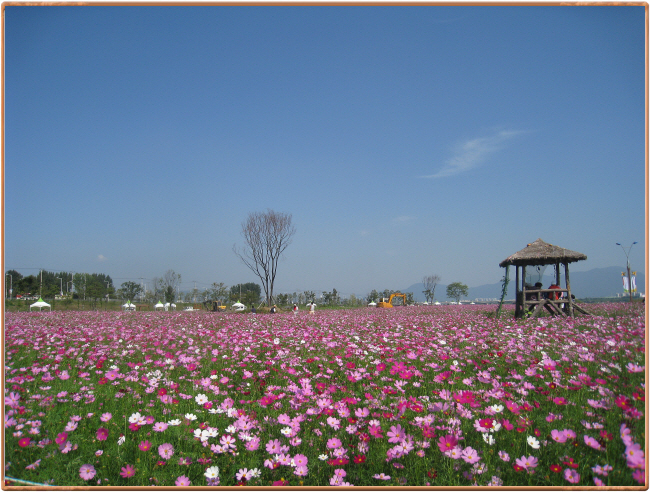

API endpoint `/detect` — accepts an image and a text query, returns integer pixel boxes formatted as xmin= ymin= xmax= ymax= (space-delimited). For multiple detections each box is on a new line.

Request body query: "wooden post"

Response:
xmin=515 ymin=265 xmax=520 ymax=317
xmin=565 ymin=262 xmax=573 ymax=317
xmin=555 ymin=262 xmax=560 ymax=285
xmin=522 ymin=265 xmax=527 ymax=316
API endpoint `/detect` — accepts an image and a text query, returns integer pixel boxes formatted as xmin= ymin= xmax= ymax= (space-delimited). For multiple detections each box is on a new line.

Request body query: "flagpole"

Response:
xmin=616 ymin=242 xmax=637 ymax=303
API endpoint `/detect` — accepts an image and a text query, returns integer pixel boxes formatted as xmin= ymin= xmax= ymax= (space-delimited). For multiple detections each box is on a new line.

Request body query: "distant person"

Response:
xmin=292 ymin=303 xmax=298 ymax=314
xmin=251 ymin=305 xmax=256 ymax=314
xmin=309 ymin=301 xmax=316 ymax=315
xmin=270 ymin=305 xmax=277 ymax=314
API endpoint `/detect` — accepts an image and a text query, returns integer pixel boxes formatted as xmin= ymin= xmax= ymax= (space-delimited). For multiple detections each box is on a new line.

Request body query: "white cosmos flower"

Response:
xmin=490 ymin=404 xmax=504 ymax=413
xmin=318 ymin=454 xmax=329 ymax=461
xmin=185 ymin=413 xmax=197 ymax=421
xmin=482 ymin=433 xmax=495 ymax=445
xmin=280 ymin=427 xmax=292 ymax=436
xmin=128 ymin=412 xmax=142 ymax=424
xmin=168 ymin=419 xmax=182 ymax=426
xmin=527 ymin=436 xmax=540 ymax=449
xmin=118 ymin=435 xmax=125 ymax=445
xmin=195 ymin=394 xmax=209 ymax=405
xmin=273 ymin=338 xmax=280 ymax=345
xmin=194 ymin=429 xmax=203 ymax=439
xmin=225 ymin=425 xmax=237 ymax=433
xmin=204 ymin=466 xmax=220 ymax=478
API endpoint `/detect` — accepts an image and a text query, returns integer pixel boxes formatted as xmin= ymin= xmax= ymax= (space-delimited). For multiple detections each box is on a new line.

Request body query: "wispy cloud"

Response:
xmin=97 ymin=254 xmax=107 ymax=262
xmin=392 ymin=216 xmax=415 ymax=223
xmin=422 ymin=129 xmax=525 ymax=179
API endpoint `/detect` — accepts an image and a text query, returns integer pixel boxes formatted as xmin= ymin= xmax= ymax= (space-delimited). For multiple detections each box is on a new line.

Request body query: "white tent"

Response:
xmin=122 ymin=301 xmax=136 ymax=311
xmin=164 ymin=303 xmax=177 ymax=311
xmin=154 ymin=301 xmax=165 ymax=311
xmin=232 ymin=302 xmax=246 ymax=312
xmin=367 ymin=302 xmax=377 ymax=307
xmin=30 ymin=297 xmax=51 ymax=311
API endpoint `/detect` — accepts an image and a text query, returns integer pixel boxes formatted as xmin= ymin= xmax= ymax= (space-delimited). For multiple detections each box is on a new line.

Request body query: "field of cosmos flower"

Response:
xmin=4 ymin=303 xmax=646 ymax=487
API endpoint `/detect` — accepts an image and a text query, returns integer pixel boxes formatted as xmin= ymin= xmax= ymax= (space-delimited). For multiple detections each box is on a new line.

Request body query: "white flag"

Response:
xmin=631 ymin=275 xmax=636 ymax=293
xmin=623 ymin=275 xmax=629 ymax=293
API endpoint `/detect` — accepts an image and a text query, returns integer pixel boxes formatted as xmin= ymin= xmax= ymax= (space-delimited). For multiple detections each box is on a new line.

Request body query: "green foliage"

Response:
xmin=230 ymin=283 xmax=261 ymax=303
xmin=446 ymin=282 xmax=469 ymax=303
xmin=118 ymin=281 xmax=143 ymax=302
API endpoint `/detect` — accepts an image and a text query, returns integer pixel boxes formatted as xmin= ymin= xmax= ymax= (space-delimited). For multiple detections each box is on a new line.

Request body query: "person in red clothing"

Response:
xmin=548 ymin=284 xmax=562 ymax=300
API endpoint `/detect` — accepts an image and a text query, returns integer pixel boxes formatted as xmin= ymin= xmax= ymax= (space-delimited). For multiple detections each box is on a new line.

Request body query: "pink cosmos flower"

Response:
xmin=79 ymin=464 xmax=96 ymax=480
xmin=625 ymin=443 xmax=645 ymax=467
xmin=55 ymin=432 xmax=68 ymax=445
xmin=551 ymin=429 xmax=567 ymax=443
xmin=158 ymin=443 xmax=174 ymax=459
xmin=236 ymin=468 xmax=252 ymax=481
xmin=152 ymin=422 xmax=168 ymax=432
xmin=461 ymin=447 xmax=481 ymax=464
xmin=584 ymin=435 xmax=604 ymax=451
xmin=387 ymin=424 xmax=406 ymax=443
xmin=25 ymin=459 xmax=41 ymax=471
xmin=293 ymin=454 xmax=308 ymax=466
xmin=266 ymin=439 xmax=282 ymax=454
xmin=515 ymin=455 xmax=538 ymax=469
xmin=368 ymin=425 xmax=383 ymax=438
xmin=120 ymin=464 xmax=136 ymax=478
xmin=277 ymin=414 xmax=291 ymax=424
xmin=96 ymin=428 xmax=108 ymax=441
xmin=327 ymin=437 xmax=342 ymax=449
xmin=100 ymin=413 xmax=112 ymax=422
xmin=564 ymin=469 xmax=580 ymax=484
xmin=175 ymin=475 xmax=191 ymax=486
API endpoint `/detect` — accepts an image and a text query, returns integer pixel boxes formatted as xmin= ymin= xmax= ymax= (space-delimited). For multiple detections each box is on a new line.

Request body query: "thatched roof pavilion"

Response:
xmin=500 ymin=238 xmax=590 ymax=318
xmin=500 ymin=238 xmax=587 ymax=267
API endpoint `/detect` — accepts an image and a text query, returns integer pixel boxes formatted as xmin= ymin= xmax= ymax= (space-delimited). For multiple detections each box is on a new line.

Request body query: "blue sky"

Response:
xmin=4 ymin=5 xmax=646 ymax=298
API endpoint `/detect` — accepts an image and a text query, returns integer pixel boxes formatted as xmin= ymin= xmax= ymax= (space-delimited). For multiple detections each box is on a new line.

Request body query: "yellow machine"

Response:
xmin=377 ymin=293 xmax=407 ymax=308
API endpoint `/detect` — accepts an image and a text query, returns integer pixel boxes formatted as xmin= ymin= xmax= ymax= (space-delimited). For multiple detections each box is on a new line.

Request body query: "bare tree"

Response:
xmin=422 ymin=274 xmax=441 ymax=303
xmin=233 ymin=209 xmax=296 ymax=307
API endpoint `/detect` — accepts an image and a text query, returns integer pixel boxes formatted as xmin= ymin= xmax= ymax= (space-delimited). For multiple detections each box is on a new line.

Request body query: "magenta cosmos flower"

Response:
xmin=120 ymin=464 xmax=136 ymax=478
xmin=79 ymin=464 xmax=96 ymax=481
xmin=96 ymin=428 xmax=108 ymax=441
xmin=55 ymin=432 xmax=68 ymax=445
xmin=438 ymin=435 xmax=458 ymax=453
xmin=139 ymin=440 xmax=152 ymax=452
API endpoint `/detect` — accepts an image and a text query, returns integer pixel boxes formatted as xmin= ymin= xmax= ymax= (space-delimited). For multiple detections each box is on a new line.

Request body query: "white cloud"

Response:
xmin=422 ymin=129 xmax=525 ymax=179
xmin=392 ymin=216 xmax=415 ymax=223
xmin=97 ymin=254 xmax=107 ymax=261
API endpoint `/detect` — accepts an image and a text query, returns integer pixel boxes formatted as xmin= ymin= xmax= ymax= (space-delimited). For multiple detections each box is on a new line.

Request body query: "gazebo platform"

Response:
xmin=499 ymin=238 xmax=592 ymax=318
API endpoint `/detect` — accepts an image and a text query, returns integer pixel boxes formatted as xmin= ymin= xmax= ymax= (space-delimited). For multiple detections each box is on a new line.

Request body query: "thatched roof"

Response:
xmin=499 ymin=238 xmax=587 ymax=267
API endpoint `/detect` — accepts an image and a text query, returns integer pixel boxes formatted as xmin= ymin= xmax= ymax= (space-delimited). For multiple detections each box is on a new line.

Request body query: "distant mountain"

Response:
xmin=402 ymin=266 xmax=645 ymax=302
